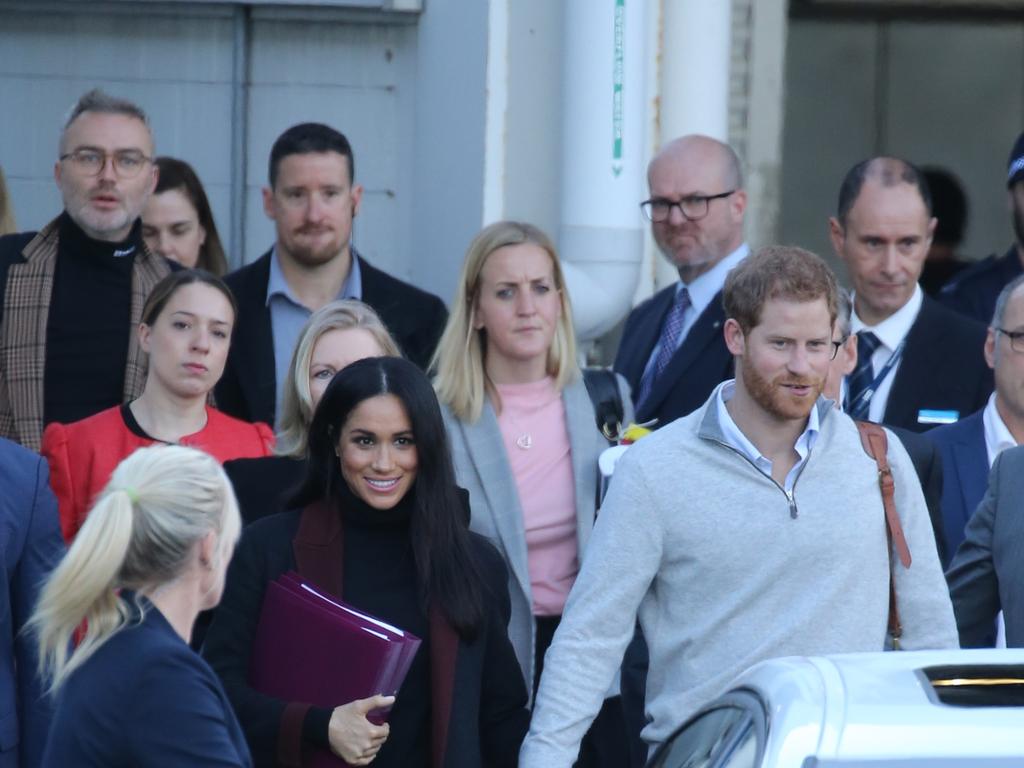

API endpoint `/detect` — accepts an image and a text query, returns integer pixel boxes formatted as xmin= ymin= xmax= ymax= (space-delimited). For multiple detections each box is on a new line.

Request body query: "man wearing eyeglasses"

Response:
xmin=926 ymin=274 xmax=1024 ymax=563
xmin=0 ymin=89 xmax=171 ymax=450
xmin=830 ymin=156 xmax=992 ymax=435
xmin=614 ymin=135 xmax=748 ymax=429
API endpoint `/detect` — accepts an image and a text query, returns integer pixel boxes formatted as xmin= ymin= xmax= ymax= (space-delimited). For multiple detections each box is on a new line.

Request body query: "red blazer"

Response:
xmin=41 ymin=406 xmax=274 ymax=543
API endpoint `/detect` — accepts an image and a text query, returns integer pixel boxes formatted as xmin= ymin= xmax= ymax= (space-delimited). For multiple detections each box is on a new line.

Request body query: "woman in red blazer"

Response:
xmin=42 ymin=269 xmax=274 ymax=543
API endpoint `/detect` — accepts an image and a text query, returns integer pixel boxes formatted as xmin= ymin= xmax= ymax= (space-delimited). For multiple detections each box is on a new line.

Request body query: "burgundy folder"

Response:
xmin=249 ymin=572 xmax=421 ymax=766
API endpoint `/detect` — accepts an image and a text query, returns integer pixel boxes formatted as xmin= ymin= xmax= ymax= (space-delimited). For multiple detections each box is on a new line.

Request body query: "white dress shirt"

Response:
xmin=849 ymin=284 xmax=924 ymax=423
xmin=982 ymin=392 xmax=1019 ymax=468
xmin=715 ymin=379 xmax=821 ymax=493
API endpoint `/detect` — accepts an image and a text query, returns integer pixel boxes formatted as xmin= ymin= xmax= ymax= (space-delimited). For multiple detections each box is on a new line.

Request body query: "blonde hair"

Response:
xmin=432 ymin=221 xmax=578 ymax=422
xmin=0 ymin=167 xmax=15 ymax=236
xmin=30 ymin=445 xmax=239 ymax=691
xmin=276 ymin=299 xmax=401 ymax=458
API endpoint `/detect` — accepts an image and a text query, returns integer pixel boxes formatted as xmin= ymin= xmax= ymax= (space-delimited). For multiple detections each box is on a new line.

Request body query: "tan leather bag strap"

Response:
xmin=855 ymin=421 xmax=912 ymax=648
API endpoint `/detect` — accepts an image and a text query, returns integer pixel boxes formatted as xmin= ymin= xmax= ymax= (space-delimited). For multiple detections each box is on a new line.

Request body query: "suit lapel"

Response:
xmin=232 ymin=252 xmax=277 ymax=422
xmin=293 ymin=500 xmax=344 ymax=597
xmin=638 ymin=298 xmax=725 ymax=423
xmin=293 ymin=499 xmax=457 ymax=768
xmin=953 ymin=416 xmax=990 ymax=529
xmin=429 ymin=607 xmax=457 ymax=768
xmin=563 ymin=378 xmax=598 ymax=554
xmin=2 ymin=221 xmax=60 ymax=451
xmin=617 ymin=286 xmax=675 ymax=390
xmin=455 ymin=403 xmax=532 ymax=601
xmin=884 ymin=298 xmax=945 ymax=428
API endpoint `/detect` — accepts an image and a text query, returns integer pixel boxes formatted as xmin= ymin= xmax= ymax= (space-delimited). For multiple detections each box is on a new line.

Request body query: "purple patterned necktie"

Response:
xmin=637 ymin=287 xmax=691 ymax=408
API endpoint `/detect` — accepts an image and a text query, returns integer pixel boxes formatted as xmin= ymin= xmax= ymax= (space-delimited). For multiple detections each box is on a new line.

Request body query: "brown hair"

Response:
xmin=152 ymin=157 xmax=228 ymax=276
xmin=723 ymin=245 xmax=839 ymax=333
xmin=141 ymin=269 xmax=238 ymax=329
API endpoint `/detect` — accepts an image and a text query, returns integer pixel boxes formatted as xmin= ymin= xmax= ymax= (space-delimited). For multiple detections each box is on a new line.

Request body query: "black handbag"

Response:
xmin=582 ymin=368 xmax=624 ymax=444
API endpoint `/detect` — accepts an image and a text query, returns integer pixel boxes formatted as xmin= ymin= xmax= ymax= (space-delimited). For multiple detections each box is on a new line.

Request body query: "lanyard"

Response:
xmin=848 ymin=337 xmax=906 ymax=415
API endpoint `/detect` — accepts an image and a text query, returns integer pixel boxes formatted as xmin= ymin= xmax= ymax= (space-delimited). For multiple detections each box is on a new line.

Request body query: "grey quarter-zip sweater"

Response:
xmin=520 ymin=385 xmax=958 ymax=767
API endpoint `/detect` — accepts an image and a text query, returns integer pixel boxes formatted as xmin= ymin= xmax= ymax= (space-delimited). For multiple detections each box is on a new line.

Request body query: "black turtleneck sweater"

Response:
xmin=44 ymin=212 xmax=143 ymax=427
xmin=311 ymin=484 xmax=432 ymax=767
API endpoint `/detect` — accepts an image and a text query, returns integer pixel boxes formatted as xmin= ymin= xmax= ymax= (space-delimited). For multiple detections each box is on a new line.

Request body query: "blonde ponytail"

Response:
xmin=29 ymin=445 xmax=238 ymax=690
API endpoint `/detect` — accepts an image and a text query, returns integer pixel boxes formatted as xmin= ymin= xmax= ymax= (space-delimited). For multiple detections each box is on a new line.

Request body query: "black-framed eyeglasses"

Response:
xmin=640 ymin=190 xmax=736 ymax=223
xmin=59 ymin=148 xmax=153 ymax=179
xmin=829 ymin=339 xmax=845 ymax=361
xmin=996 ymin=327 xmax=1024 ymax=353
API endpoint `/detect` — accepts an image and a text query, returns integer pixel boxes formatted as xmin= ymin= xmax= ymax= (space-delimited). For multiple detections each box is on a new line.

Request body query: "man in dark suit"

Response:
xmin=0 ymin=437 xmax=65 ymax=767
xmin=938 ymin=131 xmax=1024 ymax=324
xmin=614 ymin=135 xmax=748 ymax=428
xmin=947 ymin=443 xmax=1024 ymax=647
xmin=215 ymin=123 xmax=448 ymax=426
xmin=825 ymin=292 xmax=947 ymax=563
xmin=927 ymin=274 xmax=1024 ymax=564
xmin=830 ymin=157 xmax=992 ymax=433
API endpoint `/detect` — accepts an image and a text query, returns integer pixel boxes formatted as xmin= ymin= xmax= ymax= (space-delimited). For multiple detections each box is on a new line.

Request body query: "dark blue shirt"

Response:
xmin=43 ymin=598 xmax=252 ymax=767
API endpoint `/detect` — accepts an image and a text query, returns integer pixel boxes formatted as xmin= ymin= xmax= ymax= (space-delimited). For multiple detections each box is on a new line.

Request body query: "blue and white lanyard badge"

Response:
xmin=848 ymin=338 xmax=906 ymax=417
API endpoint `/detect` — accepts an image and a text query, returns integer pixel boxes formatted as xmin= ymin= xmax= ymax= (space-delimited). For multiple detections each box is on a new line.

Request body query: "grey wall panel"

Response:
xmin=780 ymin=20 xmax=878 ymax=274
xmin=886 ymin=21 xmax=1023 ymax=261
xmin=0 ymin=8 xmax=236 ymax=255
xmin=782 ymin=17 xmax=1024 ymax=279
xmin=407 ymin=0 xmax=488 ymax=305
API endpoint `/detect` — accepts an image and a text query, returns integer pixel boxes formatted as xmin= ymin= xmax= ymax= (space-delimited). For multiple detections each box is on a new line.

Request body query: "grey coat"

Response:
xmin=442 ymin=374 xmax=633 ymax=695
xmin=947 ymin=444 xmax=1024 ymax=646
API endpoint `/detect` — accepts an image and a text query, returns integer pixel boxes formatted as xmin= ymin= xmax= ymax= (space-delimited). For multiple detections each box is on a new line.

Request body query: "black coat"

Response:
xmin=215 ymin=250 xmax=449 ymax=425
xmin=202 ymin=502 xmax=529 ymax=768
xmin=937 ymin=246 xmax=1022 ymax=325
xmin=223 ymin=456 xmax=306 ymax=526
xmin=881 ymin=295 xmax=993 ymax=433
xmin=614 ymin=285 xmax=733 ymax=427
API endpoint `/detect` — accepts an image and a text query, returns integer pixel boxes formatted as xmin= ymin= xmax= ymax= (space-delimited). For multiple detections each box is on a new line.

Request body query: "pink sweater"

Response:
xmin=495 ymin=378 xmax=579 ymax=616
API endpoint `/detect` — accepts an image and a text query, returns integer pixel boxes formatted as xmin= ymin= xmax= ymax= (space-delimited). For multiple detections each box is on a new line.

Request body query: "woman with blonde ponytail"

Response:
xmin=31 ymin=444 xmax=252 ymax=767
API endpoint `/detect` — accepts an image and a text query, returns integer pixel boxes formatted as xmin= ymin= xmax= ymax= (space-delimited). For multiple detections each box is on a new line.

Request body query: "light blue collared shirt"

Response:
xmin=641 ymin=243 xmax=749 ymax=384
xmin=266 ymin=246 xmax=362 ymax=425
xmin=714 ymin=379 xmax=820 ymax=493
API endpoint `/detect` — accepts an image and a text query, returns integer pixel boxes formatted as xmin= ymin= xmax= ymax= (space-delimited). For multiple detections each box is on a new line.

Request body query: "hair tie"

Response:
xmin=120 ymin=487 xmax=141 ymax=504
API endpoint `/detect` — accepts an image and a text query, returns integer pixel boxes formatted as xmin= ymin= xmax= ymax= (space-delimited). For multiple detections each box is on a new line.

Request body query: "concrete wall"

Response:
xmin=781 ymin=18 xmax=1024 ymax=276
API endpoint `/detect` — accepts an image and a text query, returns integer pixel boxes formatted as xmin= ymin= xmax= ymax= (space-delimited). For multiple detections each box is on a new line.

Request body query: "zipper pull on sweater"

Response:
xmin=786 ymin=490 xmax=798 ymax=519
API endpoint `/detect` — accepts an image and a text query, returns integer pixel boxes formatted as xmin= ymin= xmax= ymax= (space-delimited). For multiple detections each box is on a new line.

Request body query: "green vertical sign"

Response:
xmin=612 ymin=0 xmax=625 ymax=177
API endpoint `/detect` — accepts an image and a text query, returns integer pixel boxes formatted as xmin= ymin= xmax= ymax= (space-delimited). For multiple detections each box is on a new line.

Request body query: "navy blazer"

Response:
xmin=925 ymin=409 xmax=988 ymax=565
xmin=43 ymin=600 xmax=251 ymax=767
xmin=0 ymin=437 xmax=64 ymax=768
xmin=881 ymin=296 xmax=992 ymax=433
xmin=216 ymin=249 xmax=449 ymax=426
xmin=614 ymin=284 xmax=732 ymax=427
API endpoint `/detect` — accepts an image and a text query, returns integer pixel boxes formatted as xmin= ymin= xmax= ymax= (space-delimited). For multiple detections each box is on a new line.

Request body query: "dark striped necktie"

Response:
xmin=846 ymin=331 xmax=882 ymax=419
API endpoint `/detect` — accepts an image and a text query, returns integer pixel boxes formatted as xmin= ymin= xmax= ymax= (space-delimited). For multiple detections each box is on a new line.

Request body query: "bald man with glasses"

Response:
xmin=0 ymin=89 xmax=172 ymax=450
xmin=614 ymin=135 xmax=749 ymax=430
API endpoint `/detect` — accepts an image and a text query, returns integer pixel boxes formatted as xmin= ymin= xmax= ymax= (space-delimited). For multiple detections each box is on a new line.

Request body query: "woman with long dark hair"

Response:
xmin=204 ymin=356 xmax=529 ymax=767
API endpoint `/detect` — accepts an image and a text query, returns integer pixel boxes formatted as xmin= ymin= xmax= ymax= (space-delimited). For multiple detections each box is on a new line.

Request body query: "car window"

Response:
xmin=649 ymin=706 xmax=754 ymax=768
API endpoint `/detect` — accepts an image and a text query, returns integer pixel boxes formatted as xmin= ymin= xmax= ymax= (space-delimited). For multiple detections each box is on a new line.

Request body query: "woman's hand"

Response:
xmin=327 ymin=695 xmax=395 ymax=765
